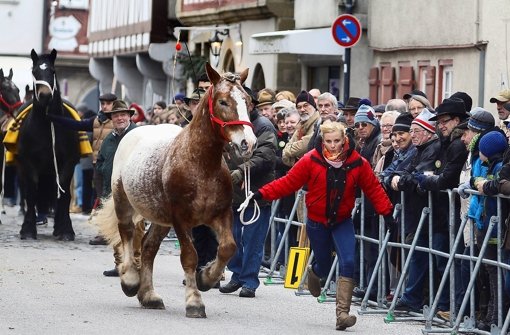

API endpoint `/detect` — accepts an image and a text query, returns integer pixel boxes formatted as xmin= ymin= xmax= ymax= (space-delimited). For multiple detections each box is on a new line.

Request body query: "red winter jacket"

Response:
xmin=259 ymin=147 xmax=392 ymax=226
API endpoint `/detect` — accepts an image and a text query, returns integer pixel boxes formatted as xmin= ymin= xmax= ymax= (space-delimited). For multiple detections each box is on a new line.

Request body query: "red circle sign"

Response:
xmin=331 ymin=14 xmax=362 ymax=48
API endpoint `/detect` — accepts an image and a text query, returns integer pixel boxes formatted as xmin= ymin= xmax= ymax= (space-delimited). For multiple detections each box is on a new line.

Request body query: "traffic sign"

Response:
xmin=331 ymin=14 xmax=362 ymax=48
xmin=284 ymin=247 xmax=310 ymax=289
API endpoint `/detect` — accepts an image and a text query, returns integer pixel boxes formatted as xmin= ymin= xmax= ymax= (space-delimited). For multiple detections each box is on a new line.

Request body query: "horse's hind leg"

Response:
xmin=137 ymin=223 xmax=170 ymax=309
xmin=196 ymin=211 xmax=236 ymax=292
xmin=174 ymin=224 xmax=206 ymax=318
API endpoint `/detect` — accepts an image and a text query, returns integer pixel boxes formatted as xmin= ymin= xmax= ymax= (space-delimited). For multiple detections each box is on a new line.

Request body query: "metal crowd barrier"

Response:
xmin=260 ymin=186 xmax=510 ymax=335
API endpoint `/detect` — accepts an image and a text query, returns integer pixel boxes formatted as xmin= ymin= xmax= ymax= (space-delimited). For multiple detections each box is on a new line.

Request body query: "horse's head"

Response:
xmin=0 ymin=68 xmax=21 ymax=114
xmin=30 ymin=49 xmax=58 ymax=103
xmin=205 ymin=63 xmax=257 ymax=158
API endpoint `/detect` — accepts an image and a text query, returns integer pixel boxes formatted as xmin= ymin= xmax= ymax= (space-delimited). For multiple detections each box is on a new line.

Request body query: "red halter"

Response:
xmin=207 ymin=86 xmax=254 ymax=141
xmin=0 ymin=93 xmax=22 ymax=115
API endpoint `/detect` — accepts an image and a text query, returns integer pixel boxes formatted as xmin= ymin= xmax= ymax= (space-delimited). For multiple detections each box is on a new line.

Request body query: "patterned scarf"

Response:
xmin=322 ymin=137 xmax=349 ymax=168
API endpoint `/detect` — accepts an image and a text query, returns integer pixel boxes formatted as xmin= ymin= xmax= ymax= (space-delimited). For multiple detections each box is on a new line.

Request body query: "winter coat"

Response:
xmin=397 ymin=137 xmax=441 ymax=235
xmin=96 ymin=122 xmax=137 ymax=197
xmin=259 ymin=138 xmax=393 ymax=227
xmin=282 ymin=111 xmax=320 ymax=167
xmin=225 ymin=111 xmax=277 ymax=207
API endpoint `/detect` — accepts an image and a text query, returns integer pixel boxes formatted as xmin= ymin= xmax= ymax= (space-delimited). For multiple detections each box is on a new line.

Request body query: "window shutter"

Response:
xmin=425 ymin=66 xmax=436 ymax=105
xmin=380 ymin=66 xmax=395 ymax=104
xmin=368 ymin=67 xmax=379 ymax=104
xmin=398 ymin=65 xmax=414 ymax=100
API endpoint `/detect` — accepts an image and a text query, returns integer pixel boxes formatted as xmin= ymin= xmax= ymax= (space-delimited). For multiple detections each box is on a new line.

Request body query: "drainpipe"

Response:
xmin=476 ymin=0 xmax=486 ymax=107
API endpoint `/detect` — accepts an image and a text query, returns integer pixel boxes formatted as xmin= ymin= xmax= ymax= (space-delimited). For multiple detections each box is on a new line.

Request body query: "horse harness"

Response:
xmin=0 ymin=93 xmax=22 ymax=116
xmin=312 ymin=154 xmax=363 ymax=226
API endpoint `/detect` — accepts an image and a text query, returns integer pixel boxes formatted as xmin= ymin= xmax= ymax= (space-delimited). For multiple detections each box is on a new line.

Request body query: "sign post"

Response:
xmin=331 ymin=14 xmax=361 ymax=104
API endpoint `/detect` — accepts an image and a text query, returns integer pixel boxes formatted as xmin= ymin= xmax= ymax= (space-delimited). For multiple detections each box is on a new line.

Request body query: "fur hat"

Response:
xmin=412 ymin=108 xmax=436 ymax=133
xmin=450 ymin=92 xmax=473 ymax=112
xmin=354 ymin=105 xmax=379 ymax=127
xmin=104 ymin=100 xmax=134 ymax=119
xmin=295 ymin=90 xmax=316 ymax=109
xmin=479 ymin=131 xmax=508 ymax=159
xmin=468 ymin=107 xmax=495 ymax=132
xmin=430 ymin=97 xmax=468 ymax=121
xmin=392 ymin=112 xmax=413 ymax=133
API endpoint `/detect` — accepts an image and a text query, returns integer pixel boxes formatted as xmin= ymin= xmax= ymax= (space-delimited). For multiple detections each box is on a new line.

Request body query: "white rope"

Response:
xmin=0 ymin=148 xmax=6 ymax=217
xmin=237 ymin=163 xmax=260 ymax=225
xmin=50 ymin=122 xmax=64 ymax=198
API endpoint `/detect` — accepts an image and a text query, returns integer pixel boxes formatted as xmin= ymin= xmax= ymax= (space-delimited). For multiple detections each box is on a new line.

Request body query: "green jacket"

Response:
xmin=96 ymin=122 xmax=137 ymax=197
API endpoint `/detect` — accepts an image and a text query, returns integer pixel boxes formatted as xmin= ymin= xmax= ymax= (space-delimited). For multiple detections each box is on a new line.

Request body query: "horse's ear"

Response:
xmin=50 ymin=49 xmax=57 ymax=63
xmin=205 ymin=62 xmax=221 ymax=86
xmin=0 ymin=69 xmax=4 ymax=80
xmin=25 ymin=84 xmax=30 ymax=93
xmin=239 ymin=68 xmax=249 ymax=84
xmin=8 ymin=68 xmax=13 ymax=80
xmin=30 ymin=49 xmax=38 ymax=62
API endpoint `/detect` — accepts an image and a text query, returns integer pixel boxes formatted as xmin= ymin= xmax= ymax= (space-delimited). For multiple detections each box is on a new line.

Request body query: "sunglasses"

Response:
xmin=354 ymin=122 xmax=369 ymax=129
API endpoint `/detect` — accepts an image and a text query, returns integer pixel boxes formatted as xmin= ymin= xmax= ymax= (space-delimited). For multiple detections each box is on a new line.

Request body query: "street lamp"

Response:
xmin=209 ymin=29 xmax=229 ymax=57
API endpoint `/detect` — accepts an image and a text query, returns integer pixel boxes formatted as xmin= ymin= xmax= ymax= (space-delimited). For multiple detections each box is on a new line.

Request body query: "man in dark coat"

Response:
xmin=219 ymin=86 xmax=277 ymax=298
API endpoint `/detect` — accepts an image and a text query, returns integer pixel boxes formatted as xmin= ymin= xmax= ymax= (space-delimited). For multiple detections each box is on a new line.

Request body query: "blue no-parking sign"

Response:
xmin=331 ymin=14 xmax=362 ymax=48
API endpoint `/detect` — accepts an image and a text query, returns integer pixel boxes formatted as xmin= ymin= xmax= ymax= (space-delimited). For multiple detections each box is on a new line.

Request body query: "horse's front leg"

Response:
xmin=196 ymin=211 xmax=236 ymax=292
xmin=20 ymin=176 xmax=37 ymax=239
xmin=137 ymin=223 xmax=169 ymax=309
xmin=175 ymin=224 xmax=206 ymax=318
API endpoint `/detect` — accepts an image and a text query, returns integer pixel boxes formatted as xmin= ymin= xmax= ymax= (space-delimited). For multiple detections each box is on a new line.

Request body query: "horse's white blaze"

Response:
xmin=39 ymin=63 xmax=47 ymax=70
xmin=230 ymin=87 xmax=256 ymax=153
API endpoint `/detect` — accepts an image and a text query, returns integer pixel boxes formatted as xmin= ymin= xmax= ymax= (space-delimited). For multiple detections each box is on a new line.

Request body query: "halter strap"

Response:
xmin=0 ymin=93 xmax=22 ymax=115
xmin=207 ymin=86 xmax=254 ymax=141
xmin=32 ymin=74 xmax=56 ymax=101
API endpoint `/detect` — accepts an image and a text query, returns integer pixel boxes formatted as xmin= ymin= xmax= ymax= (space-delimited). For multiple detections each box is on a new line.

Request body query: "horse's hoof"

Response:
xmin=121 ymin=282 xmax=140 ymax=297
xmin=20 ymin=231 xmax=37 ymax=240
xmin=139 ymin=295 xmax=165 ymax=309
xmin=196 ymin=270 xmax=211 ymax=292
xmin=186 ymin=305 xmax=206 ymax=318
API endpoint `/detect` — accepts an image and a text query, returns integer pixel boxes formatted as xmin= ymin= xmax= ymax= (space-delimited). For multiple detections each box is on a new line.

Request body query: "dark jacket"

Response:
xmin=96 ymin=122 xmax=137 ymax=197
xmin=225 ymin=111 xmax=277 ymax=207
xmin=397 ymin=137 xmax=441 ymax=235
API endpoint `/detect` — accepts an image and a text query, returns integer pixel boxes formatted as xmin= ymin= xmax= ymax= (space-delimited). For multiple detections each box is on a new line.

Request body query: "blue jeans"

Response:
xmin=306 ymin=218 xmax=356 ymax=279
xmin=228 ymin=206 xmax=271 ymax=290
xmin=400 ymin=232 xmax=449 ymax=311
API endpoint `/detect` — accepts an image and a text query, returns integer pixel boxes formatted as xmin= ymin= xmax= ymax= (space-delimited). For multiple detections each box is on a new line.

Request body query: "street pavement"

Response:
xmin=0 ymin=205 xmax=427 ymax=334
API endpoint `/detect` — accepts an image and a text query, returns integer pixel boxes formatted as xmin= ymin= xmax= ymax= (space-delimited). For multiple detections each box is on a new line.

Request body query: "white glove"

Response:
xmin=391 ymin=175 xmax=401 ymax=191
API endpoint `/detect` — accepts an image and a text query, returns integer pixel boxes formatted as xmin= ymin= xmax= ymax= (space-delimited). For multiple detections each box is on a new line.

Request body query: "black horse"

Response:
xmin=0 ymin=68 xmax=22 ymax=115
xmin=17 ymin=49 xmax=80 ymax=240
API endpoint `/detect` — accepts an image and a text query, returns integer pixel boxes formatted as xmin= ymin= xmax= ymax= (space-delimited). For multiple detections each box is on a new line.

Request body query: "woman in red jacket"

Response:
xmin=253 ymin=120 xmax=393 ymax=331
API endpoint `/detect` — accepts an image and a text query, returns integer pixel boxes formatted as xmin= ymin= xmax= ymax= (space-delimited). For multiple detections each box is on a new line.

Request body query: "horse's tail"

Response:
xmin=90 ymin=195 xmax=121 ymax=247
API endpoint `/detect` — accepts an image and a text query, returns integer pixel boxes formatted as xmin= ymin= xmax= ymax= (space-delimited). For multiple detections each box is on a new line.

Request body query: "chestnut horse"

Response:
xmin=95 ymin=63 xmax=256 ymax=317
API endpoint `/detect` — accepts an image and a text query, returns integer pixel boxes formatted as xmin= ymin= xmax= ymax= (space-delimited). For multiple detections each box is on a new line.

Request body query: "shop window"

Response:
xmin=438 ymin=59 xmax=453 ymax=102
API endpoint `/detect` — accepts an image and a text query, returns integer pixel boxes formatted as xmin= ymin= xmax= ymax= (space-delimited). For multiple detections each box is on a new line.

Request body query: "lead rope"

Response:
xmin=237 ymin=163 xmax=260 ymax=225
xmin=50 ymin=122 xmax=64 ymax=198
xmin=0 ymin=149 xmax=6 ymax=217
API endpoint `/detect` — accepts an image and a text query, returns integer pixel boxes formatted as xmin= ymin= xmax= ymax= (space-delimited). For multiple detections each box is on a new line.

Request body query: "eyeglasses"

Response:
xmin=409 ymin=128 xmax=426 ymax=134
xmin=381 ymin=124 xmax=393 ymax=129
xmin=437 ymin=118 xmax=452 ymax=126
xmin=354 ymin=122 xmax=368 ymax=129
xmin=410 ymin=106 xmax=425 ymax=112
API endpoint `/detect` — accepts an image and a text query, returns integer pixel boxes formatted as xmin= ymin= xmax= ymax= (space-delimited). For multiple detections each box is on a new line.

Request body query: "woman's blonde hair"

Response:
xmin=320 ymin=120 xmax=346 ymax=138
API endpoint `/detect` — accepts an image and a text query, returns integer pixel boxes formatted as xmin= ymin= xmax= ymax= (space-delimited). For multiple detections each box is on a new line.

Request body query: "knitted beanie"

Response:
xmin=296 ymin=90 xmax=316 ymax=109
xmin=354 ymin=104 xmax=379 ymax=127
xmin=411 ymin=108 xmax=436 ymax=133
xmin=479 ymin=131 xmax=508 ymax=159
xmin=468 ymin=107 xmax=495 ymax=132
xmin=392 ymin=112 xmax=413 ymax=132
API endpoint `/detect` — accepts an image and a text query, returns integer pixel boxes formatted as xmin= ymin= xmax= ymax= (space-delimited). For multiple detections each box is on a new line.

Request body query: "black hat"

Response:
xmin=242 ymin=86 xmax=258 ymax=105
xmin=373 ymin=104 xmax=386 ymax=113
xmin=104 ymin=100 xmax=134 ymax=119
xmin=430 ymin=97 xmax=469 ymax=121
xmin=99 ymin=92 xmax=117 ymax=102
xmin=392 ymin=112 xmax=413 ymax=132
xmin=403 ymin=89 xmax=427 ymax=100
xmin=295 ymin=90 xmax=316 ymax=109
xmin=450 ymin=92 xmax=473 ymax=112
xmin=340 ymin=97 xmax=361 ymax=112
xmin=184 ymin=88 xmax=206 ymax=105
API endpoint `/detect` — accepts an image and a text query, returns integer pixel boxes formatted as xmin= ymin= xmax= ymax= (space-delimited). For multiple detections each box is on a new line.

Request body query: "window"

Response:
xmin=438 ymin=59 xmax=453 ymax=102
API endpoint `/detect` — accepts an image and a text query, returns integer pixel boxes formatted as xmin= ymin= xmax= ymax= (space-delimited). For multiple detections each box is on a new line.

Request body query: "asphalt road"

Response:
xmin=0 ymin=205 xmax=427 ymax=335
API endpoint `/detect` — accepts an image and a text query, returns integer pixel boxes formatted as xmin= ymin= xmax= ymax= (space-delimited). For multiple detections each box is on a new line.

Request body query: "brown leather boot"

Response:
xmin=336 ymin=276 xmax=357 ymax=330
xmin=307 ymin=265 xmax=321 ymax=297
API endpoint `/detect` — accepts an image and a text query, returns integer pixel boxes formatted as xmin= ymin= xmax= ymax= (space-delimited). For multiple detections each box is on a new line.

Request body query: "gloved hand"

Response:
xmin=391 ymin=175 xmax=401 ymax=191
xmin=457 ymin=181 xmax=471 ymax=199
xmin=231 ymin=169 xmax=243 ymax=186
xmin=252 ymin=191 xmax=262 ymax=201
xmin=414 ymin=173 xmax=426 ymax=186
xmin=383 ymin=215 xmax=396 ymax=233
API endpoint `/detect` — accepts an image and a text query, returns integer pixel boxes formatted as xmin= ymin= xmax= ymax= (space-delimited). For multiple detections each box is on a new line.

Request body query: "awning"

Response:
xmin=249 ymin=28 xmax=345 ymax=56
